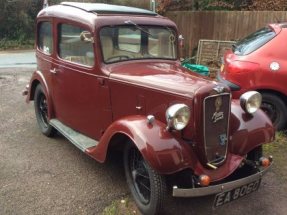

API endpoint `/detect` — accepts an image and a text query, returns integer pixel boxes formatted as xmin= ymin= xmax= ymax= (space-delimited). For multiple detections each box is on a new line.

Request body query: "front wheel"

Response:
xmin=260 ymin=92 xmax=287 ymax=130
xmin=34 ymin=84 xmax=56 ymax=137
xmin=123 ymin=143 xmax=167 ymax=215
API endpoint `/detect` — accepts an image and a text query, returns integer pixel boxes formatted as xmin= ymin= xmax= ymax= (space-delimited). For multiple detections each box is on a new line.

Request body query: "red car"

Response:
xmin=23 ymin=2 xmax=274 ymax=214
xmin=218 ymin=23 xmax=287 ymax=130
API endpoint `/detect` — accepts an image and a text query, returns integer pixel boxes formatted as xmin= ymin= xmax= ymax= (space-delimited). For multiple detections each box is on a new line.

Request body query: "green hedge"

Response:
xmin=0 ymin=38 xmax=34 ymax=50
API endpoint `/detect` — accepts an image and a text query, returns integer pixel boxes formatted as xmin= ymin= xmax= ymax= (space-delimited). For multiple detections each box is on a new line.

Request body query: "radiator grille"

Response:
xmin=203 ymin=93 xmax=230 ymax=165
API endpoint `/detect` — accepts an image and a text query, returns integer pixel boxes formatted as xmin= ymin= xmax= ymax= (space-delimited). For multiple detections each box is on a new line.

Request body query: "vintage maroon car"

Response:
xmin=218 ymin=23 xmax=287 ymax=130
xmin=24 ymin=2 xmax=274 ymax=215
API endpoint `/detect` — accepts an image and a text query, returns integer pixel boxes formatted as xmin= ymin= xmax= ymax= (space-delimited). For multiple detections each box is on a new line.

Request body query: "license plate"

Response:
xmin=213 ymin=179 xmax=261 ymax=208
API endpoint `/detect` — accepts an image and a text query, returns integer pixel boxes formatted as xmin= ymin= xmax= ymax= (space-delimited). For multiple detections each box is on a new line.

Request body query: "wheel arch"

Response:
xmin=85 ymin=116 xmax=193 ymax=175
xmin=27 ymin=71 xmax=51 ymax=100
xmin=105 ymin=132 xmax=131 ymax=155
xmin=29 ymin=79 xmax=41 ymax=101
xmin=27 ymin=71 xmax=55 ymax=119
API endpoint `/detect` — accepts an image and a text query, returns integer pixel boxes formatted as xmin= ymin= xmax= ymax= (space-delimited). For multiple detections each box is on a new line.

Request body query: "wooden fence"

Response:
xmin=166 ymin=11 xmax=287 ymax=57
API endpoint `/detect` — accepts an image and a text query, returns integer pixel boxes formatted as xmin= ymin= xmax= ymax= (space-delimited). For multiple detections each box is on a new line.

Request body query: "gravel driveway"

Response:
xmin=0 ymin=67 xmax=286 ymax=215
xmin=0 ymin=68 xmax=128 ymax=215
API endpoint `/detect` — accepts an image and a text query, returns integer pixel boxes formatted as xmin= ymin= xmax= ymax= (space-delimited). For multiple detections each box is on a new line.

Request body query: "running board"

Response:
xmin=50 ymin=119 xmax=98 ymax=152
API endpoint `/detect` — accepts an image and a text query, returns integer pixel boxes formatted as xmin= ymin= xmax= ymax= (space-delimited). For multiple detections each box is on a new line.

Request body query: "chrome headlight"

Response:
xmin=240 ymin=91 xmax=262 ymax=114
xmin=166 ymin=104 xmax=190 ymax=130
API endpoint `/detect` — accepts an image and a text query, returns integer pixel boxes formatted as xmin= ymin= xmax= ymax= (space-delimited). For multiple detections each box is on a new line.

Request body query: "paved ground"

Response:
xmin=0 ymin=65 xmax=287 ymax=215
xmin=0 ymin=50 xmax=36 ymax=68
xmin=0 ymin=67 xmax=128 ymax=215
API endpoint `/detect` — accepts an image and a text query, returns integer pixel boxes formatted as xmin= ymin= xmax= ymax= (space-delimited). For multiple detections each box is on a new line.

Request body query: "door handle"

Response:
xmin=50 ymin=68 xmax=57 ymax=74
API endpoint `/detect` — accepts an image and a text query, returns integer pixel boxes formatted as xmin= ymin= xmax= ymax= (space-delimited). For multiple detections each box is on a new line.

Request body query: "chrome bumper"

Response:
xmin=172 ymin=164 xmax=272 ymax=197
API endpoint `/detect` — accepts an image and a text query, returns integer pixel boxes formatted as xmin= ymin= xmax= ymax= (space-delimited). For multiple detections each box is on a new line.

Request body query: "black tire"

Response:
xmin=34 ymin=84 xmax=56 ymax=137
xmin=260 ymin=92 xmax=287 ymax=130
xmin=123 ymin=143 xmax=167 ymax=215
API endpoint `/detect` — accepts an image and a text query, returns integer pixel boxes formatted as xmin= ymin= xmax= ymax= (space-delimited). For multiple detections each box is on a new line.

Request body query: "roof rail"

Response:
xmin=61 ymin=2 xmax=157 ymax=16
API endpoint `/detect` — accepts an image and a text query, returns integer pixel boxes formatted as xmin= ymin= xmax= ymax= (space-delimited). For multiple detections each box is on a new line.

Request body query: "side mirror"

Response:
xmin=80 ymin=31 xmax=94 ymax=43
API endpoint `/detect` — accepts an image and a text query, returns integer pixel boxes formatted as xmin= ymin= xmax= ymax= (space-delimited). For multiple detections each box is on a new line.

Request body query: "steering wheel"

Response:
xmin=106 ymin=55 xmax=130 ymax=62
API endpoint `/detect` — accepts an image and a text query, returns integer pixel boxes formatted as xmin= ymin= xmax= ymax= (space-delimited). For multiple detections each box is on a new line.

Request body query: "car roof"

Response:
xmin=60 ymin=2 xmax=157 ymax=16
xmin=37 ymin=3 xmax=176 ymax=32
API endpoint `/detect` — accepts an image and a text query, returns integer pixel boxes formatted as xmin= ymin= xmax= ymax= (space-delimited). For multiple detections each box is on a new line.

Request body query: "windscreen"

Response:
xmin=232 ymin=27 xmax=276 ymax=56
xmin=100 ymin=25 xmax=177 ymax=63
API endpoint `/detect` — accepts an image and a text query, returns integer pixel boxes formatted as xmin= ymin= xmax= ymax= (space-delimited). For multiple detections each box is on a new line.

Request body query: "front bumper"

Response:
xmin=172 ymin=163 xmax=272 ymax=197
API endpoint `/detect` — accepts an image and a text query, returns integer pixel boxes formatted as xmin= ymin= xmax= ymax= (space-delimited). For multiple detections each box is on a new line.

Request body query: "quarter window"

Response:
xmin=58 ymin=24 xmax=94 ymax=66
xmin=38 ymin=22 xmax=53 ymax=55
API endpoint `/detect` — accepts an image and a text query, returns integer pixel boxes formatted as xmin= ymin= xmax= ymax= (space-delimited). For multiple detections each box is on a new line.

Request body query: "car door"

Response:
xmin=51 ymin=21 xmax=112 ymax=140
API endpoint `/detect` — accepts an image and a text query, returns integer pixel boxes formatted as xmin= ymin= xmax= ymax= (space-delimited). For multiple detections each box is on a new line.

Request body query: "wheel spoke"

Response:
xmin=137 ymin=167 xmax=149 ymax=178
xmin=128 ymin=147 xmax=151 ymax=204
xmin=38 ymin=94 xmax=49 ymax=125
xmin=137 ymin=180 xmax=151 ymax=192
xmin=137 ymin=172 xmax=149 ymax=179
xmin=132 ymin=168 xmax=149 ymax=179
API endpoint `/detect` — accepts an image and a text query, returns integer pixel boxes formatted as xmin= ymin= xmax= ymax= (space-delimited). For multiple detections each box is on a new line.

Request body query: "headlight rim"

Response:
xmin=166 ymin=103 xmax=190 ymax=131
xmin=240 ymin=91 xmax=262 ymax=114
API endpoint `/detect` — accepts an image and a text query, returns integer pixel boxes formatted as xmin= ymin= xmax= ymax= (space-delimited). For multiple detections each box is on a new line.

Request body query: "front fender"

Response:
xmin=86 ymin=115 xmax=247 ymax=181
xmin=86 ymin=105 xmax=274 ymax=179
xmin=86 ymin=115 xmax=194 ymax=174
xmin=229 ymin=100 xmax=275 ymax=155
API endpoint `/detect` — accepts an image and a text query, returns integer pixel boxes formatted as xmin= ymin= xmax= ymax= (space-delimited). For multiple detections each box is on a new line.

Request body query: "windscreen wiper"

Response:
xmin=124 ymin=20 xmax=156 ymax=38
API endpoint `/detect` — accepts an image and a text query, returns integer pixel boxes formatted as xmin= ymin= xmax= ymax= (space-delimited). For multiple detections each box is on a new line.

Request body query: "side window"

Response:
xmin=118 ymin=28 xmax=141 ymax=53
xmin=58 ymin=24 xmax=94 ymax=67
xmin=38 ymin=22 xmax=53 ymax=55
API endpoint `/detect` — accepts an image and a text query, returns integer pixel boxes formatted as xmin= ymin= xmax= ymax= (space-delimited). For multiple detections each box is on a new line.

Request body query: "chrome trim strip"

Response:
xmin=203 ymin=93 xmax=231 ymax=166
xmin=172 ymin=164 xmax=272 ymax=197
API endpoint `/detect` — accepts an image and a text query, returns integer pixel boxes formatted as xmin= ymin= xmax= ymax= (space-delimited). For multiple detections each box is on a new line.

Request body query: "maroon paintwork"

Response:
xmin=26 ymin=4 xmax=274 ymax=184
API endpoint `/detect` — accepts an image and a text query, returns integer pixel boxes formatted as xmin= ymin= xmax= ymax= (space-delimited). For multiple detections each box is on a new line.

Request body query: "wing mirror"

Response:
xmin=80 ymin=31 xmax=94 ymax=43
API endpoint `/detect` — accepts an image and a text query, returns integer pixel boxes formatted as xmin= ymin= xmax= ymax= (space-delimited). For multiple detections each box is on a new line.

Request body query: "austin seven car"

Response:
xmin=23 ymin=2 xmax=274 ymax=215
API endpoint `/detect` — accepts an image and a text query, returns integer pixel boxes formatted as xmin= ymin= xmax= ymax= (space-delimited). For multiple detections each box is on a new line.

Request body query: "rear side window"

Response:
xmin=233 ymin=27 xmax=276 ymax=56
xmin=58 ymin=24 xmax=94 ymax=67
xmin=38 ymin=22 xmax=53 ymax=55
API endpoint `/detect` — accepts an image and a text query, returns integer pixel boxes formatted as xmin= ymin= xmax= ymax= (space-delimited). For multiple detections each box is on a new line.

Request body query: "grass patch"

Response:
xmin=102 ymin=198 xmax=139 ymax=215
xmin=264 ymin=131 xmax=287 ymax=153
xmin=264 ymin=131 xmax=287 ymax=181
xmin=0 ymin=38 xmax=34 ymax=50
xmin=102 ymin=201 xmax=118 ymax=215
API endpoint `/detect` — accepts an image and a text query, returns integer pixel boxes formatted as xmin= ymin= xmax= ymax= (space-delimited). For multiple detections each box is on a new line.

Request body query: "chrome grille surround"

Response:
xmin=203 ymin=93 xmax=231 ymax=166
